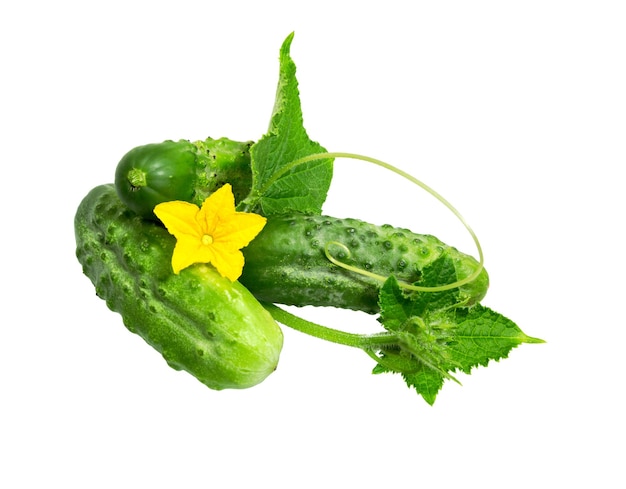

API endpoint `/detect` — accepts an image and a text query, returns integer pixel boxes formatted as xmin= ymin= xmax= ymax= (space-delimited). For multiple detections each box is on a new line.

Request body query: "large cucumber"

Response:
xmin=74 ymin=184 xmax=283 ymax=390
xmin=240 ymin=215 xmax=489 ymax=314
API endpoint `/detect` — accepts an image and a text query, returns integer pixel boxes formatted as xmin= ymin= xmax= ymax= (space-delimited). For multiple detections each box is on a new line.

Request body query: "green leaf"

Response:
xmin=376 ymin=275 xmax=543 ymax=405
xmin=450 ymin=305 xmax=545 ymax=374
xmin=242 ymin=33 xmax=334 ymax=216
xmin=401 ymin=367 xmax=446 ymax=406
xmin=377 ymin=255 xmax=461 ymax=327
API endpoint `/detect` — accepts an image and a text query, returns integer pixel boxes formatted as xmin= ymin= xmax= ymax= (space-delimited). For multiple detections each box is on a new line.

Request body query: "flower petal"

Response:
xmin=197 ymin=183 xmax=236 ymax=233
xmin=213 ymin=211 xmax=267 ymax=249
xmin=210 ymin=245 xmax=246 ymax=281
xmin=154 ymin=201 xmax=202 ymax=239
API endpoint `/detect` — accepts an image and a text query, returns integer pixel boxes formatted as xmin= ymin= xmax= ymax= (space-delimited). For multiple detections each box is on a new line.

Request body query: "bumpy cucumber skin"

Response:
xmin=75 ymin=184 xmax=283 ymax=390
xmin=191 ymin=137 xmax=253 ymax=205
xmin=240 ymin=215 xmax=489 ymax=314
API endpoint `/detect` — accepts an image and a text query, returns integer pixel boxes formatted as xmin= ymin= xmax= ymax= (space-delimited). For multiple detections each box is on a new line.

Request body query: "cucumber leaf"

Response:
xmin=375 ymin=275 xmax=544 ymax=405
xmin=381 ymin=254 xmax=463 ymax=317
xmin=241 ymin=33 xmax=334 ymax=216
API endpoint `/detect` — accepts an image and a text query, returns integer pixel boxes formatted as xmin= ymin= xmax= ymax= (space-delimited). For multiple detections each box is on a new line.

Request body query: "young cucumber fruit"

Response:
xmin=115 ymin=137 xmax=253 ymax=219
xmin=240 ymin=215 xmax=489 ymax=314
xmin=75 ymin=184 xmax=283 ymax=390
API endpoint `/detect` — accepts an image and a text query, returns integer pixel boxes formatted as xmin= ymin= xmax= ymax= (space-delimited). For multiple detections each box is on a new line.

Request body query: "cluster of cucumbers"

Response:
xmin=74 ymin=137 xmax=488 ymax=389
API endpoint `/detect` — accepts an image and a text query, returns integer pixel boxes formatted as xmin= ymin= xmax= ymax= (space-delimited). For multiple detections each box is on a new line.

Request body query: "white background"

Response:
xmin=2 ymin=1 xmax=624 ymax=487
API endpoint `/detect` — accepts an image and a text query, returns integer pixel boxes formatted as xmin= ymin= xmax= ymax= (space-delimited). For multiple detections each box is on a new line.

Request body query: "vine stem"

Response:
xmin=262 ymin=302 xmax=398 ymax=350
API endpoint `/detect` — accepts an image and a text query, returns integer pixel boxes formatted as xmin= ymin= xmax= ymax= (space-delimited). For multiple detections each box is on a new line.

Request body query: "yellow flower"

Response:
xmin=153 ymin=184 xmax=266 ymax=281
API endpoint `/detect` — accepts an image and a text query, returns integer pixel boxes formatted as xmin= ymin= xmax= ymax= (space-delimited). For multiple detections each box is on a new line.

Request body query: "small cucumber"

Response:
xmin=75 ymin=184 xmax=283 ymax=390
xmin=240 ymin=215 xmax=489 ymax=314
xmin=115 ymin=137 xmax=253 ymax=219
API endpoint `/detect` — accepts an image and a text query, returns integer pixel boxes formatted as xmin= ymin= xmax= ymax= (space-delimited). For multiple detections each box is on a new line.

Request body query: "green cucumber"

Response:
xmin=75 ymin=184 xmax=283 ymax=390
xmin=114 ymin=137 xmax=253 ymax=219
xmin=240 ymin=215 xmax=489 ymax=314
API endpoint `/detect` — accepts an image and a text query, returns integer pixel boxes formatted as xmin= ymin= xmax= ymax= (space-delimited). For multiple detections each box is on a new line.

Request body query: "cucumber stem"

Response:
xmin=127 ymin=168 xmax=147 ymax=188
xmin=261 ymin=302 xmax=398 ymax=350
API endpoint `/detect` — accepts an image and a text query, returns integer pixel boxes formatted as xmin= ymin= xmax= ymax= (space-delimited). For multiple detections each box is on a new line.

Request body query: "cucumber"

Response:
xmin=240 ymin=215 xmax=489 ymax=314
xmin=74 ymin=184 xmax=283 ymax=390
xmin=115 ymin=137 xmax=253 ymax=219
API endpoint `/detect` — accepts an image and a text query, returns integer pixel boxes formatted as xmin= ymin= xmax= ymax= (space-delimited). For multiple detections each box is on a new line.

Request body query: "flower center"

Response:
xmin=201 ymin=234 xmax=214 ymax=245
